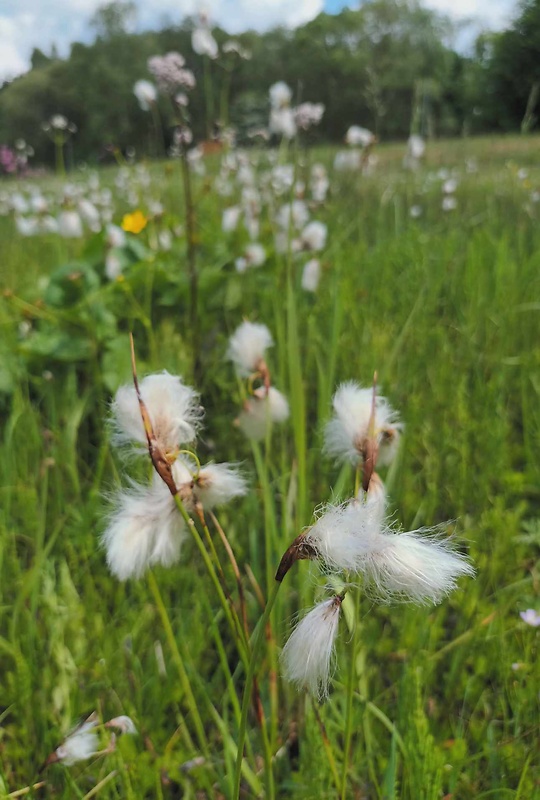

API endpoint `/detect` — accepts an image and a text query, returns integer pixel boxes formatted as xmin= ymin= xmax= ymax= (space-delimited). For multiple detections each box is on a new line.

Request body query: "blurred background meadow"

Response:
xmin=1 ymin=0 xmax=540 ymax=797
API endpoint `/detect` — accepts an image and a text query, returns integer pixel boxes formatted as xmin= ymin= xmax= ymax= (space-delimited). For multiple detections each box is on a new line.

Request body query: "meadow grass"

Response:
xmin=0 ymin=134 xmax=539 ymax=798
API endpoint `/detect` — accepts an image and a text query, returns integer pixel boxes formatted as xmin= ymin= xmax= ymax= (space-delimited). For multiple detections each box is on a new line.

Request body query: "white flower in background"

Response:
xmin=158 ymin=229 xmax=173 ymax=251
xmin=222 ymin=205 xmax=241 ymax=233
xmin=175 ymin=91 xmax=189 ymax=107
xmin=103 ymin=477 xmax=187 ymax=580
xmin=111 ymin=372 xmax=202 ymax=453
xmin=269 ymin=81 xmax=292 ymax=109
xmin=237 ymin=386 xmax=290 ymax=440
xmin=443 ymin=178 xmax=458 ymax=194
xmin=404 ymin=134 xmax=426 ymax=169
xmin=11 ymin=193 xmax=28 ymax=214
xmin=235 ymin=243 xmax=266 ymax=273
xmin=192 ymin=26 xmax=219 ymax=59
xmin=281 ymin=596 xmax=342 ymax=699
xmin=78 ymin=199 xmax=101 ymax=232
xmin=333 ymin=150 xmax=361 ymax=171
xmin=295 ymin=102 xmax=325 ymax=130
xmin=345 ymin=126 xmax=375 ymax=147
xmin=323 ymin=382 xmax=402 ymax=466
xmin=133 ymin=79 xmax=157 ymax=111
xmin=148 ymin=52 xmax=196 ymax=93
xmin=410 ymin=205 xmax=423 ymax=219
xmin=55 ymin=717 xmax=99 ymax=766
xmin=105 ymin=716 xmax=138 ymax=735
xmin=442 ymin=196 xmax=457 ymax=212
xmin=30 ymin=193 xmax=48 ymax=214
xmin=269 ymin=107 xmax=297 ymax=140
xmin=105 ymin=250 xmax=123 ymax=280
xmin=271 ymin=164 xmax=294 ymax=195
xmin=50 ymin=114 xmax=68 ymax=131
xmin=520 ymin=609 xmax=540 ymax=627
xmin=299 ymin=220 xmax=327 ymax=252
xmin=58 ymin=210 xmax=83 ymax=238
xmin=42 ymin=215 xmax=59 ymax=234
xmin=15 ymin=216 xmax=38 ymax=236
xmin=223 ymin=39 xmax=251 ymax=59
xmin=226 ymin=321 xmax=273 ymax=377
xmin=310 ymin=163 xmax=329 ymax=202
xmin=106 ymin=224 xmax=126 ymax=249
xmin=276 ymin=200 xmax=309 ymax=231
xmin=301 ymin=258 xmax=321 ymax=292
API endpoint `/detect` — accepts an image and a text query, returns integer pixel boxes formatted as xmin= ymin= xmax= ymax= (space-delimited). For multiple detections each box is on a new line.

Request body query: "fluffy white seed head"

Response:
xmin=102 ymin=479 xmax=186 ymax=580
xmin=226 ymin=321 xmax=273 ymax=377
xmin=237 ymin=386 xmax=290 ymax=440
xmin=323 ymin=381 xmax=402 ymax=466
xmin=301 ymin=258 xmax=321 ymax=292
xmin=361 ymin=526 xmax=475 ymax=605
xmin=55 ymin=719 xmax=99 ymax=766
xmin=281 ymin=596 xmax=342 ymax=699
xmin=105 ymin=715 xmax=138 ymax=735
xmin=193 ymin=462 xmax=248 ymax=509
xmin=111 ymin=372 xmax=201 ymax=454
xmin=305 ymin=499 xmax=474 ymax=605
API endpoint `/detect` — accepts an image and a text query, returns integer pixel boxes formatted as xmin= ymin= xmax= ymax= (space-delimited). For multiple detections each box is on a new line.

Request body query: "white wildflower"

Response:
xmin=281 ymin=596 xmax=342 ymax=699
xmin=305 ymin=500 xmax=474 ymax=604
xmin=520 ymin=609 xmax=540 ymax=627
xmin=269 ymin=81 xmax=292 ymax=109
xmin=222 ymin=205 xmax=241 ymax=233
xmin=111 ymin=372 xmax=201 ymax=453
xmin=323 ymin=381 xmax=402 ymax=466
xmin=226 ymin=321 xmax=273 ymax=377
xmin=295 ymin=102 xmax=325 ymax=130
xmin=105 ymin=716 xmax=138 ymax=735
xmin=103 ymin=478 xmax=186 ymax=580
xmin=442 ymin=196 xmax=457 ymax=212
xmin=193 ymin=463 xmax=248 ymax=508
xmin=276 ymin=200 xmax=309 ymax=231
xmin=105 ymin=249 xmax=124 ymax=280
xmin=299 ymin=220 xmax=327 ymax=252
xmin=235 ymin=243 xmax=266 ymax=273
xmin=55 ymin=718 xmax=99 ymax=766
xmin=134 ymin=80 xmax=157 ymax=111
xmin=237 ymin=387 xmax=289 ymax=441
xmin=269 ymin=107 xmax=297 ymax=140
xmin=58 ymin=210 xmax=83 ymax=238
xmin=345 ymin=126 xmax=375 ymax=147
xmin=192 ymin=27 xmax=219 ymax=59
xmin=301 ymin=258 xmax=321 ymax=292
xmin=106 ymin=224 xmax=126 ymax=248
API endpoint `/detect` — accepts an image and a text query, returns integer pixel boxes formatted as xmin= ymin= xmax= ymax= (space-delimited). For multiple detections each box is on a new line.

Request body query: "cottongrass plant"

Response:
xmin=227 ymin=320 xmax=290 ymax=441
xmin=275 ymin=379 xmax=474 ymax=701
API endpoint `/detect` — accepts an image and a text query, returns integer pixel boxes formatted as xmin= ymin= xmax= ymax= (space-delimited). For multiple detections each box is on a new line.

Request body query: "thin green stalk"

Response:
xmin=232 ymin=580 xmax=282 ymax=800
xmin=147 ymin=571 xmax=208 ymax=757
xmin=341 ymin=593 xmax=360 ymax=800
xmin=173 ymin=495 xmax=248 ymax=666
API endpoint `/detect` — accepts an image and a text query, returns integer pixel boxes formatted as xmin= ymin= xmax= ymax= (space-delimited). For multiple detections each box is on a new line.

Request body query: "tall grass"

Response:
xmin=0 ymin=135 xmax=539 ymax=798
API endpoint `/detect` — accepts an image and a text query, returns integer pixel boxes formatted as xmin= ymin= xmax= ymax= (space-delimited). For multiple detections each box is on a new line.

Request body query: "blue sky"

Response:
xmin=0 ymin=0 xmax=518 ymax=82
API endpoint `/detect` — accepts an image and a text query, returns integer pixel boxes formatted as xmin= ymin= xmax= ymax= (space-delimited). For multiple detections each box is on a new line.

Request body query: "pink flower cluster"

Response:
xmin=147 ymin=52 xmax=196 ymax=94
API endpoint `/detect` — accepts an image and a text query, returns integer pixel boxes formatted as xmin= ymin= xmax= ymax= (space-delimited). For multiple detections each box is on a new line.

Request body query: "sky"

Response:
xmin=0 ymin=0 xmax=519 ymax=82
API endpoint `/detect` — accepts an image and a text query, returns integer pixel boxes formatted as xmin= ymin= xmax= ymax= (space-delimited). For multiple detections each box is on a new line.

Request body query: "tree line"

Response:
xmin=0 ymin=0 xmax=539 ymax=166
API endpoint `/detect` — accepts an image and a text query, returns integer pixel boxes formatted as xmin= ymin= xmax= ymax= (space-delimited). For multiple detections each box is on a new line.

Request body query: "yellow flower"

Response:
xmin=121 ymin=210 xmax=148 ymax=234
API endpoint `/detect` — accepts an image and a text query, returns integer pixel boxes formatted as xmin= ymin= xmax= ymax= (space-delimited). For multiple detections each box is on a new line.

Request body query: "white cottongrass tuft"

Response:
xmin=111 ymin=372 xmax=201 ymax=454
xmin=280 ymin=596 xmax=342 ymax=699
xmin=226 ymin=321 xmax=273 ymax=377
xmin=102 ymin=478 xmax=186 ymax=580
xmin=305 ymin=499 xmax=474 ymax=605
xmin=105 ymin=715 xmax=138 ymax=735
xmin=299 ymin=221 xmax=327 ymax=252
xmin=323 ymin=381 xmax=402 ymax=466
xmin=301 ymin=258 xmax=321 ymax=292
xmin=193 ymin=462 xmax=248 ymax=508
xmin=237 ymin=387 xmax=289 ymax=441
xmin=55 ymin=718 xmax=99 ymax=766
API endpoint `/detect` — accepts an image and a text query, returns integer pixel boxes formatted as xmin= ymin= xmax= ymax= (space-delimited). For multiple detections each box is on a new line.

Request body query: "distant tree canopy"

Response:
xmin=0 ymin=0 xmax=538 ymax=165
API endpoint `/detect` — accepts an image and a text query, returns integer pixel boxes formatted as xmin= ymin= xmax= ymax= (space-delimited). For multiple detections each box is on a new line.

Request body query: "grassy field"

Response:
xmin=0 ymin=134 xmax=539 ymax=799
